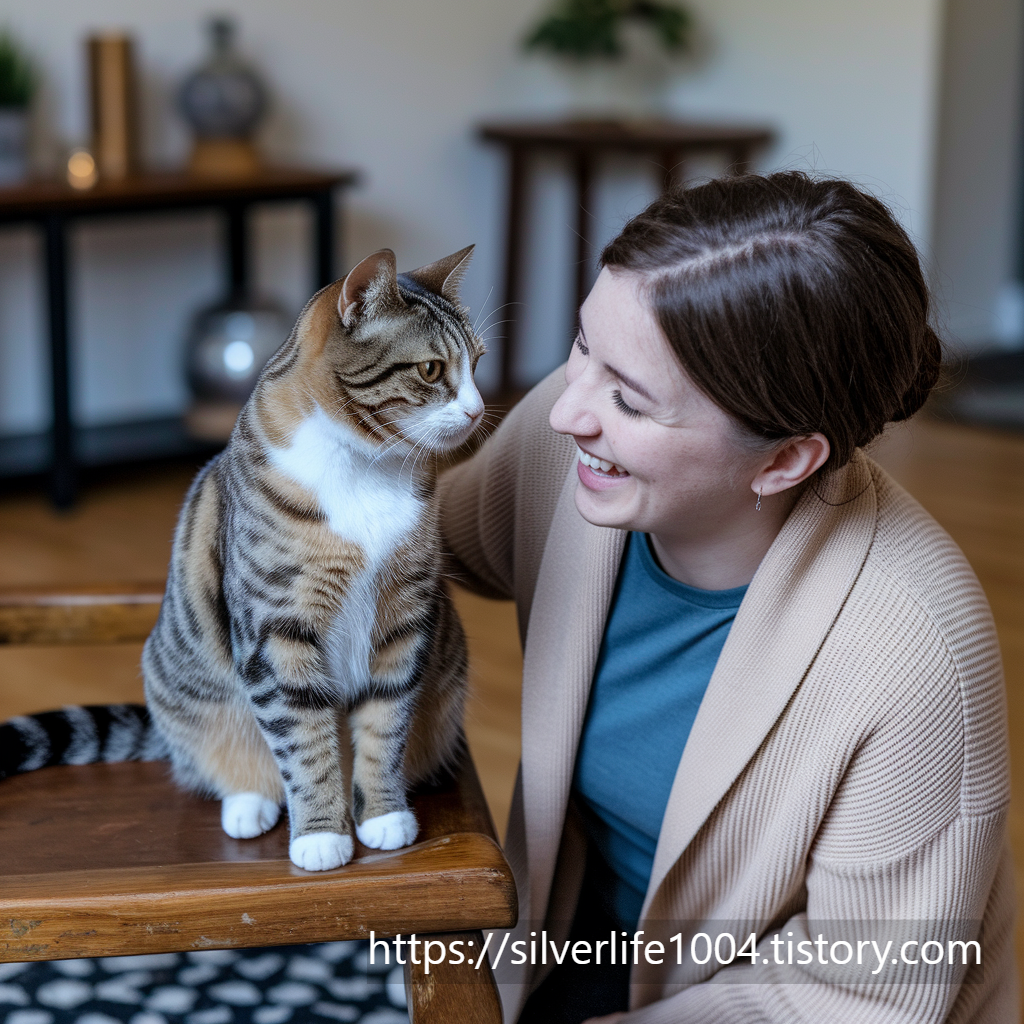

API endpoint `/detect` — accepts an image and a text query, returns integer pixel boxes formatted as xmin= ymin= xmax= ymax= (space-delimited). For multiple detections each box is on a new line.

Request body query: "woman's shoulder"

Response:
xmin=860 ymin=455 xmax=993 ymax=644
xmin=830 ymin=456 xmax=1007 ymax=814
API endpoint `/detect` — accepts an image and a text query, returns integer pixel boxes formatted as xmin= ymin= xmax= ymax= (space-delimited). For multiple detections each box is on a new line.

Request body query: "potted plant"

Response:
xmin=523 ymin=0 xmax=693 ymax=117
xmin=0 ymin=30 xmax=34 ymax=184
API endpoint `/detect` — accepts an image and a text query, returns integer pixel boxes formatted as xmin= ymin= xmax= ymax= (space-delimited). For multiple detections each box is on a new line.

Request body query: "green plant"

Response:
xmin=524 ymin=0 xmax=692 ymax=60
xmin=0 ymin=31 xmax=33 ymax=108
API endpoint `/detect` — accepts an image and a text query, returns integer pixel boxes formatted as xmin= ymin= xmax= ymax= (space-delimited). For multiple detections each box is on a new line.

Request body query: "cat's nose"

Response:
xmin=461 ymin=391 xmax=485 ymax=422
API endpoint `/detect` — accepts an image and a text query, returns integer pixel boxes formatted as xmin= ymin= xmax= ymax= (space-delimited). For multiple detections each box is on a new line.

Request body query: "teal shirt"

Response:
xmin=572 ymin=533 xmax=747 ymax=929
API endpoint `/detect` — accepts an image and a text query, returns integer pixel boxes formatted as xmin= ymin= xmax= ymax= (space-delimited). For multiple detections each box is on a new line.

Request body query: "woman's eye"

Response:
xmin=417 ymin=360 xmax=444 ymax=383
xmin=612 ymin=389 xmax=642 ymax=419
xmin=574 ymin=332 xmax=589 ymax=357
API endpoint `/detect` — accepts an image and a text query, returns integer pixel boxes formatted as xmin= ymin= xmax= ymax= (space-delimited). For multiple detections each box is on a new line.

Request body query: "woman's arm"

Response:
xmin=598 ymin=601 xmax=1014 ymax=1024
xmin=615 ymin=810 xmax=1013 ymax=1023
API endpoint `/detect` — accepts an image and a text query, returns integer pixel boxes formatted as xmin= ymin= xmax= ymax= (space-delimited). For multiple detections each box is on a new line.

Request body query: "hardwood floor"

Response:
xmin=0 ymin=413 xmax=1020 ymax=988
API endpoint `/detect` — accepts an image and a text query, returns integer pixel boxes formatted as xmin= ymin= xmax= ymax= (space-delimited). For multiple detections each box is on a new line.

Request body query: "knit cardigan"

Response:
xmin=438 ymin=369 xmax=1017 ymax=1024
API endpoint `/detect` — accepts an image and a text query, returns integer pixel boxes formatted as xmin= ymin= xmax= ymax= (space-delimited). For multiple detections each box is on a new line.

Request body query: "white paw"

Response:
xmin=221 ymin=793 xmax=281 ymax=839
xmin=356 ymin=810 xmax=418 ymax=850
xmin=289 ymin=832 xmax=354 ymax=871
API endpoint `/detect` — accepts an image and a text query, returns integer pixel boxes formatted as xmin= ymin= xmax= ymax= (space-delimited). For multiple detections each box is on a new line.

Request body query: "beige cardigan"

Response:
xmin=439 ymin=370 xmax=1017 ymax=1023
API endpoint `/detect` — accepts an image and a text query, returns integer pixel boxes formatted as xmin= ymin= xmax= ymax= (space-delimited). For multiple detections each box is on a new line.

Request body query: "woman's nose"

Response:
xmin=549 ymin=374 xmax=600 ymax=438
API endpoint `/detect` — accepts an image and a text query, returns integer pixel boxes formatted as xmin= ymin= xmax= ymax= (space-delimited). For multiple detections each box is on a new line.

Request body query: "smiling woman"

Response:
xmin=550 ymin=268 xmax=830 ymax=590
xmin=439 ymin=172 xmax=1015 ymax=1024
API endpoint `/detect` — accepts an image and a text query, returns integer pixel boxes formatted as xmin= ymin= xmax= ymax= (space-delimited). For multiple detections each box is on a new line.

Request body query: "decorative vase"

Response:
xmin=184 ymin=299 xmax=291 ymax=441
xmin=88 ymin=34 xmax=138 ymax=180
xmin=0 ymin=107 xmax=29 ymax=184
xmin=178 ymin=18 xmax=267 ymax=178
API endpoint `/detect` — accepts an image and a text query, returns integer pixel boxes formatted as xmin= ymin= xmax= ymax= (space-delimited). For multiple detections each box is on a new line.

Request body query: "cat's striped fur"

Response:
xmin=3 ymin=247 xmax=485 ymax=872
xmin=0 ymin=705 xmax=167 ymax=779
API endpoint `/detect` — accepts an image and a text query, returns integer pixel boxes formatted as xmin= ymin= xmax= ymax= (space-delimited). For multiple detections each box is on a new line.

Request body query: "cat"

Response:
xmin=0 ymin=245 xmax=485 ymax=873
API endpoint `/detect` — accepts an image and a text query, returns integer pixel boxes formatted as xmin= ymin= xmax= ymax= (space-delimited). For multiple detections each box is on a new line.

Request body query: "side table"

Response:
xmin=478 ymin=119 xmax=774 ymax=397
xmin=0 ymin=167 xmax=359 ymax=507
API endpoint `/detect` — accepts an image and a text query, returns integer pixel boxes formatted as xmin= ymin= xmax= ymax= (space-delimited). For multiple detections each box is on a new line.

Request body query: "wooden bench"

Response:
xmin=0 ymin=585 xmax=516 ymax=1022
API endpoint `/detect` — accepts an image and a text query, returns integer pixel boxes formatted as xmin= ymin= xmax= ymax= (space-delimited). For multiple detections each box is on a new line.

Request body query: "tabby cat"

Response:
xmin=0 ymin=246 xmax=485 ymax=873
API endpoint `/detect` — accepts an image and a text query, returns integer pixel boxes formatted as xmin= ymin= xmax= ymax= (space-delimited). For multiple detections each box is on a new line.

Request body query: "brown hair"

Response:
xmin=600 ymin=171 xmax=942 ymax=472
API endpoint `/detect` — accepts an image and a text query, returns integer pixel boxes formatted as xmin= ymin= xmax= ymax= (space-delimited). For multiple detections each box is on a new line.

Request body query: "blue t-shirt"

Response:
xmin=572 ymin=532 xmax=747 ymax=929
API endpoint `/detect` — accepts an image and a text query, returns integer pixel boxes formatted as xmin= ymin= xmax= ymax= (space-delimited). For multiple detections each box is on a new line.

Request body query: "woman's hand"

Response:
xmin=583 ymin=1014 xmax=628 ymax=1024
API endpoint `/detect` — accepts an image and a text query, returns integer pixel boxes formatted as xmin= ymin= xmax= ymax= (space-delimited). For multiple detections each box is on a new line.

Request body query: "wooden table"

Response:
xmin=0 ymin=756 xmax=515 ymax=1022
xmin=478 ymin=119 xmax=775 ymax=396
xmin=0 ymin=168 xmax=359 ymax=507
xmin=0 ymin=582 xmax=515 ymax=1021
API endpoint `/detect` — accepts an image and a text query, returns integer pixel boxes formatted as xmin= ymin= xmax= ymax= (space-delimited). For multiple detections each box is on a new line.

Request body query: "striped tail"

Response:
xmin=0 ymin=704 xmax=170 ymax=781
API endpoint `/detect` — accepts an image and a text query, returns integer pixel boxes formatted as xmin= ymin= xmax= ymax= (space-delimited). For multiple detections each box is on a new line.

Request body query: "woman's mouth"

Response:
xmin=576 ymin=444 xmax=626 ymax=475
xmin=576 ymin=444 xmax=630 ymax=490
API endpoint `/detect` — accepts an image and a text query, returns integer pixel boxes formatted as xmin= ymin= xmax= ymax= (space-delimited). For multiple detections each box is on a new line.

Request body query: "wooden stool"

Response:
xmin=0 ymin=585 xmax=516 ymax=1023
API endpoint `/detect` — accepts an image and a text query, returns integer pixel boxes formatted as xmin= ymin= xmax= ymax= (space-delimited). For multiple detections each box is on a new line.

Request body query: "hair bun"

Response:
xmin=892 ymin=325 xmax=942 ymax=422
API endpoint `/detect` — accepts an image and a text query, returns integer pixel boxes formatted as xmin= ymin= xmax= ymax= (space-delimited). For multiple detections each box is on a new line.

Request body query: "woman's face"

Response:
xmin=548 ymin=267 xmax=769 ymax=548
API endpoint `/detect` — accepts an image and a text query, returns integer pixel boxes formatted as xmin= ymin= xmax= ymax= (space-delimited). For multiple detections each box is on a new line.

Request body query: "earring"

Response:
xmin=755 ymin=487 xmax=762 ymax=512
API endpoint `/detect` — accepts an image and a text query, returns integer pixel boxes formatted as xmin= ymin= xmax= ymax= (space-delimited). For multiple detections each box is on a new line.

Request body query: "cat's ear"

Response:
xmin=338 ymin=249 xmax=405 ymax=328
xmin=405 ymin=244 xmax=474 ymax=303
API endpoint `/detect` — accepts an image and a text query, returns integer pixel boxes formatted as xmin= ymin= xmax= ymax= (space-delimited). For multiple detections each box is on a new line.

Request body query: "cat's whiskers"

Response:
xmin=477 ymin=316 xmax=514 ymax=343
xmin=474 ymin=299 xmax=515 ymax=339
xmin=397 ymin=422 xmax=444 ymax=482
xmin=368 ymin=416 xmax=419 ymax=468
xmin=471 ymin=286 xmax=495 ymax=333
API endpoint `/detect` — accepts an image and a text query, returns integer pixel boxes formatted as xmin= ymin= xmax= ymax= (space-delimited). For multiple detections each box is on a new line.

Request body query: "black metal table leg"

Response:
xmin=313 ymin=188 xmax=335 ymax=289
xmin=225 ymin=201 xmax=249 ymax=300
xmin=44 ymin=213 xmax=75 ymax=508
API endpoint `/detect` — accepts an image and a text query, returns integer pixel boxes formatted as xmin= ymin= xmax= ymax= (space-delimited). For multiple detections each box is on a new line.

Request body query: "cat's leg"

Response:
xmin=148 ymin=690 xmax=285 ymax=838
xmin=235 ymin=656 xmax=352 ymax=870
xmin=221 ymin=793 xmax=282 ymax=839
xmin=349 ymin=689 xmax=419 ymax=850
xmin=403 ymin=585 xmax=469 ymax=784
xmin=178 ymin=700 xmax=285 ymax=840
xmin=352 ymin=584 xmax=469 ymax=850
xmin=248 ymin=696 xmax=353 ymax=870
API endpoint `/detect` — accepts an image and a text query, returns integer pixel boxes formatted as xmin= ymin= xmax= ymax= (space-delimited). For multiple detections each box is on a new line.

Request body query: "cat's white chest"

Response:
xmin=269 ymin=408 xmax=425 ymax=691
xmin=270 ymin=407 xmax=424 ymax=563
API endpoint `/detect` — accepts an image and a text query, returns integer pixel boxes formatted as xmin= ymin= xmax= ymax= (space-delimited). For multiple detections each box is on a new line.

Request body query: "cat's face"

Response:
xmin=264 ymin=248 xmax=485 ymax=458
xmin=334 ymin=248 xmax=485 ymax=456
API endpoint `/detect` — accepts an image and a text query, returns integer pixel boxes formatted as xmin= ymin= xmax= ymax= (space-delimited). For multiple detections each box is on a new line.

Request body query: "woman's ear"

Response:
xmin=752 ymin=433 xmax=830 ymax=497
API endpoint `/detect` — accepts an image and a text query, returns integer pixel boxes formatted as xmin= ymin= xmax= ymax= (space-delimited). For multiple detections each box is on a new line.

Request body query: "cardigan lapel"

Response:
xmin=640 ymin=453 xmax=879 ymax=922
xmin=519 ymin=463 xmax=627 ymax=926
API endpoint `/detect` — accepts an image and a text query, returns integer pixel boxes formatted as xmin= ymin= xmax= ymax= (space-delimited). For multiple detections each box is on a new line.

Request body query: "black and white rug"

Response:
xmin=0 ymin=941 xmax=407 ymax=1024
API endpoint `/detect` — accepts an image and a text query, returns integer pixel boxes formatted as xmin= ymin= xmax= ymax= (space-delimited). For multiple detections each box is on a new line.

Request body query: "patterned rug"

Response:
xmin=0 ymin=941 xmax=407 ymax=1024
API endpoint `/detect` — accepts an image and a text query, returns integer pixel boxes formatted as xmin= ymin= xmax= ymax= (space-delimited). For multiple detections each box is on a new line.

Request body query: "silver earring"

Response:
xmin=755 ymin=487 xmax=762 ymax=512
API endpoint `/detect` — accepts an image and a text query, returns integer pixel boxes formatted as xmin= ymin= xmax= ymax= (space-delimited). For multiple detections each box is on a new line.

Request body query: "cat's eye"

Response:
xmin=418 ymin=360 xmax=444 ymax=383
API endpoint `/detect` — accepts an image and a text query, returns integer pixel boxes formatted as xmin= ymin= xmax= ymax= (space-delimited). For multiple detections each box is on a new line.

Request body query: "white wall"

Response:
xmin=0 ymin=0 xmax=944 ymax=433
xmin=930 ymin=0 xmax=1024 ymax=352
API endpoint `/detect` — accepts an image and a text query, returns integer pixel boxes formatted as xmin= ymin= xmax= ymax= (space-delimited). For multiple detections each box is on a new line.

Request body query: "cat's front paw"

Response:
xmin=222 ymin=793 xmax=281 ymax=839
xmin=356 ymin=810 xmax=418 ymax=850
xmin=289 ymin=832 xmax=354 ymax=871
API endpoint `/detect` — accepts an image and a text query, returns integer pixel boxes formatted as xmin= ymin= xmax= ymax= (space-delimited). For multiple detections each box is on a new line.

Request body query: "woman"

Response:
xmin=439 ymin=172 xmax=1015 ymax=1023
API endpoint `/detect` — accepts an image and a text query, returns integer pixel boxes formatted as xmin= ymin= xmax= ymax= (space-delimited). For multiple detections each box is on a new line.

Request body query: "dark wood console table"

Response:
xmin=478 ymin=119 xmax=774 ymax=396
xmin=0 ymin=167 xmax=359 ymax=506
